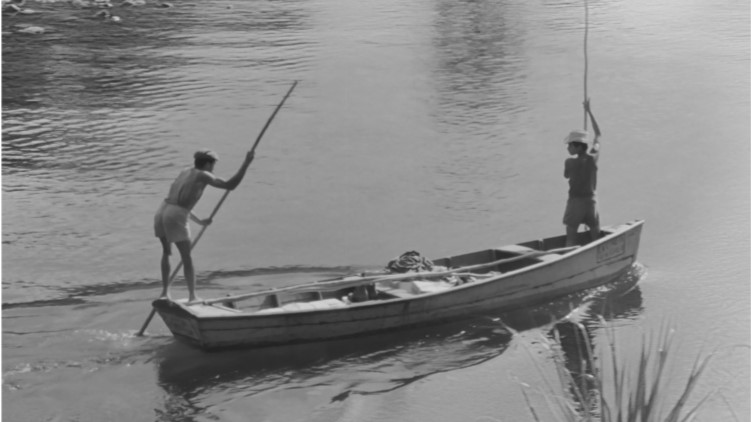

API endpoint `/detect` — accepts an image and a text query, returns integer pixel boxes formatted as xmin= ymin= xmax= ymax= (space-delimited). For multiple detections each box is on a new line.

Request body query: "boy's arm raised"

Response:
xmin=584 ymin=99 xmax=601 ymax=159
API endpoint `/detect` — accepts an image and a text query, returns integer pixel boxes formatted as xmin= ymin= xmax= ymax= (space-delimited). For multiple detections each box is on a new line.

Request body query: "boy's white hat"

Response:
xmin=564 ymin=130 xmax=589 ymax=145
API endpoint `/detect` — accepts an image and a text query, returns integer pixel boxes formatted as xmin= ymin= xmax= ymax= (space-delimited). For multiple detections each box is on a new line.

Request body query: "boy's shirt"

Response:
xmin=565 ymin=154 xmax=598 ymax=198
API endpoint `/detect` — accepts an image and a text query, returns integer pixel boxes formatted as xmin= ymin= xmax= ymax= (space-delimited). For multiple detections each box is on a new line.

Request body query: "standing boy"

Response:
xmin=563 ymin=99 xmax=601 ymax=246
xmin=154 ymin=149 xmax=254 ymax=303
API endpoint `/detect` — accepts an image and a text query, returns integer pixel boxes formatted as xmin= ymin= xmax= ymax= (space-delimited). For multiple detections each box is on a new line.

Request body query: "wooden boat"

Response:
xmin=155 ymin=272 xmax=643 ymax=390
xmin=153 ymin=219 xmax=644 ymax=350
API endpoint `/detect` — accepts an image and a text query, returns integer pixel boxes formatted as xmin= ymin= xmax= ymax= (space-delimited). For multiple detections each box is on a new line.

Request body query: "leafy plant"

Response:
xmin=517 ymin=319 xmax=716 ymax=422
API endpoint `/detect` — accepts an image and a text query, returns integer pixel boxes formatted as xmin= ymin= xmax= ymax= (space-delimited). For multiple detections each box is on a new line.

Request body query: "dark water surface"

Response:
xmin=3 ymin=0 xmax=749 ymax=420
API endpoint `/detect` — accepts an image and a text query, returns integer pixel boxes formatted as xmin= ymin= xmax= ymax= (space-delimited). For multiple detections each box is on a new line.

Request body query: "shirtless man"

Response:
xmin=154 ymin=149 xmax=254 ymax=303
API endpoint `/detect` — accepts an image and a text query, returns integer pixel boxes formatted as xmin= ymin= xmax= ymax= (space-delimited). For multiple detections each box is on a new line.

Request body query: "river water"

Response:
xmin=2 ymin=0 xmax=749 ymax=420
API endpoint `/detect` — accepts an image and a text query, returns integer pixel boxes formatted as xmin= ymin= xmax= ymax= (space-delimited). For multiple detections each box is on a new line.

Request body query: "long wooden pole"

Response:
xmin=136 ymin=80 xmax=299 ymax=336
xmin=583 ymin=0 xmax=589 ymax=130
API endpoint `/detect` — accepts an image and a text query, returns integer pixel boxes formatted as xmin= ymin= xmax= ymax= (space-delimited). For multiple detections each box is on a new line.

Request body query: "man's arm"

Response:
xmin=189 ymin=212 xmax=212 ymax=226
xmin=203 ymin=150 xmax=255 ymax=191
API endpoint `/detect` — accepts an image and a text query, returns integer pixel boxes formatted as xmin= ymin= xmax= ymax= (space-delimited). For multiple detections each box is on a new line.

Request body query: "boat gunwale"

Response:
xmin=178 ymin=258 xmax=640 ymax=332
xmin=155 ymin=255 xmax=638 ymax=352
xmin=158 ymin=220 xmax=644 ymax=322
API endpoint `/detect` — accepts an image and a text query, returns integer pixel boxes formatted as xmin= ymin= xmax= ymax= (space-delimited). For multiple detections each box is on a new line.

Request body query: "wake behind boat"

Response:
xmin=153 ymin=220 xmax=644 ymax=350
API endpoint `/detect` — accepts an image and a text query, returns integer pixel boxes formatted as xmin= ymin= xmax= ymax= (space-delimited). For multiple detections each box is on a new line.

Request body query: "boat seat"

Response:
xmin=410 ymin=280 xmax=454 ymax=294
xmin=255 ymin=298 xmax=348 ymax=314
xmin=186 ymin=303 xmax=243 ymax=317
xmin=495 ymin=245 xmax=561 ymax=263
xmin=536 ymin=254 xmax=562 ymax=262
xmin=378 ymin=287 xmax=415 ymax=299
xmin=496 ymin=245 xmax=539 ymax=255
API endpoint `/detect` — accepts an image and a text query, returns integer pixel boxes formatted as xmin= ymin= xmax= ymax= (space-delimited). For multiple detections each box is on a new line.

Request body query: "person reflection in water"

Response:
xmin=563 ymin=99 xmax=602 ymax=247
xmin=154 ymin=149 xmax=254 ymax=303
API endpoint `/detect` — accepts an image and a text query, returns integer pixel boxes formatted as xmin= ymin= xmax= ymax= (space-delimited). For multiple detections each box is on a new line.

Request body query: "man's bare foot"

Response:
xmin=187 ymin=297 xmax=203 ymax=305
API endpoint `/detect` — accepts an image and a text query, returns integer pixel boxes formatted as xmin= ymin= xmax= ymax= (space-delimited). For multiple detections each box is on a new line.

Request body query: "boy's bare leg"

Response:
xmin=565 ymin=225 xmax=579 ymax=247
xmin=175 ymin=240 xmax=199 ymax=303
xmin=158 ymin=237 xmax=172 ymax=299
xmin=589 ymin=224 xmax=601 ymax=243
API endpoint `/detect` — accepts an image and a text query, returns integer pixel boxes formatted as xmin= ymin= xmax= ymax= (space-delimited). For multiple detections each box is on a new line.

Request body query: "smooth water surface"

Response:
xmin=3 ymin=0 xmax=749 ymax=420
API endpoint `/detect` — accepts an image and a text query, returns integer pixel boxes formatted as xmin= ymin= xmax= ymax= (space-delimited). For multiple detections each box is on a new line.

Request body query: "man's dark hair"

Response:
xmin=570 ymin=141 xmax=588 ymax=152
xmin=194 ymin=155 xmax=217 ymax=168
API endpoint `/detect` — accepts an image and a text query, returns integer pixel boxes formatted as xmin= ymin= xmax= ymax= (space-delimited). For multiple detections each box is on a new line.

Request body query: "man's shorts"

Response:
xmin=154 ymin=201 xmax=191 ymax=243
xmin=563 ymin=196 xmax=599 ymax=228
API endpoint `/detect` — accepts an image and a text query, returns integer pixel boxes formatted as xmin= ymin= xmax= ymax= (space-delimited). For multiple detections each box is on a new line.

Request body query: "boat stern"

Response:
xmin=599 ymin=219 xmax=644 ymax=263
xmin=152 ymin=299 xmax=204 ymax=346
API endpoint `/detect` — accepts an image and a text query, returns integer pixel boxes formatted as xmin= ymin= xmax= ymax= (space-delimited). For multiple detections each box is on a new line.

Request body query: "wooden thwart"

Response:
xmin=201 ymin=246 xmax=577 ymax=306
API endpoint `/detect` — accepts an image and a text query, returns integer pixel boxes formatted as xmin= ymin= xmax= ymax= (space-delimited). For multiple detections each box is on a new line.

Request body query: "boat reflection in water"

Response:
xmin=542 ymin=264 xmax=645 ymax=411
xmin=154 ymin=264 xmax=644 ymax=412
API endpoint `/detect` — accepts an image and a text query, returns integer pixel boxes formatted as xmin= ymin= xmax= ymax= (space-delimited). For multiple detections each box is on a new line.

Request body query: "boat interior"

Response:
xmin=196 ymin=228 xmax=615 ymax=316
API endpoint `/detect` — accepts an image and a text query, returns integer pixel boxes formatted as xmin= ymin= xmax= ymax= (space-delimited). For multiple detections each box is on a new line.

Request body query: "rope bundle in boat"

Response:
xmin=386 ymin=251 xmax=434 ymax=273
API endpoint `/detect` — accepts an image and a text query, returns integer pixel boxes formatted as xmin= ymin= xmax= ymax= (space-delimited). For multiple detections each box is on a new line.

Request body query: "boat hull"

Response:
xmin=153 ymin=220 xmax=644 ymax=350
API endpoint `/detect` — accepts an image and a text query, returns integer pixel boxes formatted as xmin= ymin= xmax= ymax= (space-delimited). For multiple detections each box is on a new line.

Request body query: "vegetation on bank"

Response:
xmin=515 ymin=320 xmax=723 ymax=422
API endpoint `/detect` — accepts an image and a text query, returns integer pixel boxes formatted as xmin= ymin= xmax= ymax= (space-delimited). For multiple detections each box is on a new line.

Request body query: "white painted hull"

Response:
xmin=154 ymin=220 xmax=644 ymax=350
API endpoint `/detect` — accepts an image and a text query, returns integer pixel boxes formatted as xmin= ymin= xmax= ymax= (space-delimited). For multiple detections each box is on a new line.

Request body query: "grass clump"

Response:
xmin=518 ymin=320 xmax=716 ymax=422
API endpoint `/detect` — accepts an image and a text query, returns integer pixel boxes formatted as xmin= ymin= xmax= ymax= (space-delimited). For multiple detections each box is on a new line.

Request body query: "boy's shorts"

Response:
xmin=154 ymin=201 xmax=191 ymax=243
xmin=563 ymin=197 xmax=599 ymax=228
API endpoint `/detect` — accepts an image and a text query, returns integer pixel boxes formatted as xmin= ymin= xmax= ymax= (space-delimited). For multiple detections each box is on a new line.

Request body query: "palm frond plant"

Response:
xmin=515 ymin=319 xmax=715 ymax=422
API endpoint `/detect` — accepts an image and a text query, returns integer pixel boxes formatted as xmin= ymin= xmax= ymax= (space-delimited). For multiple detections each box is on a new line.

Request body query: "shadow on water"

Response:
xmin=431 ymin=0 xmax=527 ymax=118
xmin=425 ymin=0 xmax=534 ymax=220
xmin=153 ymin=265 xmax=644 ymax=415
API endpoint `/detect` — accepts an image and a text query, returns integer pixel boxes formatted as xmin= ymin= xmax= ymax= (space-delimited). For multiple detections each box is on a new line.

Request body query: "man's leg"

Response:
xmin=566 ymin=225 xmax=579 ymax=247
xmin=586 ymin=199 xmax=600 ymax=243
xmin=158 ymin=237 xmax=171 ymax=299
xmin=563 ymin=198 xmax=580 ymax=247
xmin=588 ymin=223 xmax=601 ymax=243
xmin=174 ymin=240 xmax=198 ymax=302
